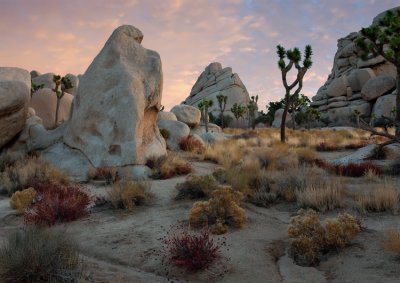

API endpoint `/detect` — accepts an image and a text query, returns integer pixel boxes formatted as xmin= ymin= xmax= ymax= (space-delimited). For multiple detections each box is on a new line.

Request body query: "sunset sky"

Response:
xmin=0 ymin=0 xmax=398 ymax=110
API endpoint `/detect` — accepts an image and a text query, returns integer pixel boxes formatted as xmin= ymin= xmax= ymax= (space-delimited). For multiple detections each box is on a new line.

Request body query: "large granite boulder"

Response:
xmin=157 ymin=120 xmax=190 ymax=150
xmin=0 ymin=67 xmax=30 ymax=148
xmin=183 ymin=62 xmax=250 ymax=125
xmin=361 ymin=75 xmax=396 ymax=101
xmin=157 ymin=111 xmax=177 ymax=122
xmin=170 ymin=104 xmax=201 ymax=127
xmin=29 ymin=88 xmax=73 ymax=129
xmin=325 ymin=102 xmax=371 ymax=125
xmin=372 ymin=93 xmax=396 ymax=122
xmin=63 ymin=25 xmax=166 ymax=167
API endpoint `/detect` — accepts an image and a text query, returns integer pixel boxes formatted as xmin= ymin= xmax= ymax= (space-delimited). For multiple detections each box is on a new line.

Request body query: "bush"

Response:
xmin=314 ymin=160 xmax=383 ymax=178
xmin=161 ymin=225 xmax=224 ymax=271
xmin=175 ymin=174 xmax=219 ymax=200
xmin=0 ymin=227 xmax=83 ymax=283
xmin=179 ymin=135 xmax=205 ymax=153
xmin=288 ymin=209 xmax=360 ymax=266
xmin=296 ymin=180 xmax=343 ymax=212
xmin=9 ymin=187 xmax=36 ymax=213
xmin=107 ymin=180 xmax=153 ymax=210
xmin=159 ymin=128 xmax=170 ymax=139
xmin=24 ymin=181 xmax=90 ymax=226
xmin=0 ymin=156 xmax=69 ymax=196
xmin=148 ymin=153 xmax=193 ymax=179
xmin=189 ymin=186 xmax=246 ymax=233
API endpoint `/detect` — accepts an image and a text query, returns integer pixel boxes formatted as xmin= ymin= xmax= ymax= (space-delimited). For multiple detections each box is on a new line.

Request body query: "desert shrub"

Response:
xmin=333 ymin=162 xmax=383 ymax=177
xmin=386 ymin=160 xmax=400 ymax=175
xmin=296 ymin=180 xmax=344 ymax=212
xmin=202 ymin=139 xmax=243 ymax=168
xmin=161 ymin=225 xmax=224 ymax=271
xmin=0 ymin=156 xmax=69 ymax=196
xmin=159 ymin=128 xmax=170 ymax=139
xmin=175 ymin=174 xmax=219 ymax=200
xmin=9 ymin=187 xmax=36 ymax=213
xmin=315 ymin=141 xmax=368 ymax=152
xmin=383 ymin=230 xmax=400 ymax=254
xmin=354 ymin=185 xmax=399 ymax=213
xmin=254 ymin=144 xmax=299 ymax=171
xmin=148 ymin=153 xmax=192 ymax=179
xmin=87 ymin=166 xmax=117 ymax=184
xmin=189 ymin=186 xmax=246 ymax=233
xmin=179 ymin=135 xmax=205 ymax=153
xmin=288 ymin=209 xmax=360 ymax=266
xmin=0 ymin=227 xmax=83 ymax=283
xmin=296 ymin=148 xmax=321 ymax=164
xmin=107 ymin=180 xmax=153 ymax=210
xmin=24 ymin=181 xmax=90 ymax=226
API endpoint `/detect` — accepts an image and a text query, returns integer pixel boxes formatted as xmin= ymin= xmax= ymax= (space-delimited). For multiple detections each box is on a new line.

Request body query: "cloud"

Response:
xmin=0 ymin=0 xmax=398 ymax=110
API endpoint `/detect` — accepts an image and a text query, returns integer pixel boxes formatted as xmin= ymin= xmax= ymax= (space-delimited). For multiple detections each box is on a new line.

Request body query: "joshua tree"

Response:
xmin=353 ymin=109 xmax=361 ymax=128
xmin=276 ymin=44 xmax=313 ymax=142
xmin=216 ymin=93 xmax=228 ymax=128
xmin=305 ymin=107 xmax=321 ymax=129
xmin=356 ymin=9 xmax=400 ymax=137
xmin=231 ymin=103 xmax=246 ymax=127
xmin=30 ymin=80 xmax=44 ymax=98
xmin=198 ymin=98 xmax=213 ymax=132
xmin=247 ymin=95 xmax=258 ymax=129
xmin=52 ymin=75 xmax=72 ymax=128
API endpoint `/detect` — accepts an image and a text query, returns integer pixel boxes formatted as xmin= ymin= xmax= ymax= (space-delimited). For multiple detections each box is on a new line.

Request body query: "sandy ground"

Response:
xmin=0 ymin=159 xmax=400 ymax=282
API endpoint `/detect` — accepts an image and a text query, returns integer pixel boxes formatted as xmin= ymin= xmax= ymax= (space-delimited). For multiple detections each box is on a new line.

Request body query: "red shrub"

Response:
xmin=311 ymin=159 xmax=383 ymax=177
xmin=24 ymin=182 xmax=90 ymax=226
xmin=333 ymin=162 xmax=383 ymax=177
xmin=162 ymin=225 xmax=224 ymax=271
xmin=315 ymin=142 xmax=338 ymax=152
xmin=179 ymin=135 xmax=205 ymax=153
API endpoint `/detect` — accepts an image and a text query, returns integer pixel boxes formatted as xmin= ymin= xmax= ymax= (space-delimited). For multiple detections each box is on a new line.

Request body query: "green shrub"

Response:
xmin=0 ymin=227 xmax=83 ymax=282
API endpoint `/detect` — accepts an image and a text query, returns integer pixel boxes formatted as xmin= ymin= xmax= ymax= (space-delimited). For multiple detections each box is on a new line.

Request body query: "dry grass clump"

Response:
xmin=0 ymin=227 xmax=83 ymax=283
xmin=107 ymin=181 xmax=153 ymax=210
xmin=175 ymin=174 xmax=219 ymax=200
xmin=383 ymin=230 xmax=400 ymax=254
xmin=9 ymin=187 xmax=36 ymax=213
xmin=296 ymin=179 xmax=344 ymax=212
xmin=354 ymin=184 xmax=399 ymax=214
xmin=288 ymin=209 xmax=360 ymax=266
xmin=254 ymin=143 xmax=299 ymax=171
xmin=147 ymin=153 xmax=192 ymax=179
xmin=189 ymin=186 xmax=246 ymax=233
xmin=0 ymin=156 xmax=69 ymax=196
xmin=87 ymin=166 xmax=117 ymax=184
xmin=179 ymin=135 xmax=205 ymax=153
xmin=202 ymin=139 xmax=243 ymax=168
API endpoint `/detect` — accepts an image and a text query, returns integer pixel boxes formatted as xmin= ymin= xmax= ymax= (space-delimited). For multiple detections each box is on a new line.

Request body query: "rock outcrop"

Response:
xmin=29 ymin=88 xmax=73 ymax=129
xmin=312 ymin=7 xmax=399 ymax=126
xmin=64 ymin=25 xmax=166 ymax=167
xmin=0 ymin=67 xmax=30 ymax=147
xmin=171 ymin=105 xmax=201 ymax=127
xmin=183 ymin=62 xmax=250 ymax=124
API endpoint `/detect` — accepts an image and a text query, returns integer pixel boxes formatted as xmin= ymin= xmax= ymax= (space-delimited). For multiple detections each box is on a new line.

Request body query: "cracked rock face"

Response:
xmin=64 ymin=25 xmax=166 ymax=167
xmin=311 ymin=7 xmax=399 ymax=126
xmin=0 ymin=67 xmax=30 ymax=148
xmin=183 ymin=62 xmax=250 ymax=123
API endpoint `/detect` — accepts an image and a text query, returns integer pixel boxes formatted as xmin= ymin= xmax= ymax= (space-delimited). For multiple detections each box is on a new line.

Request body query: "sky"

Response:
xmin=0 ymin=0 xmax=398 ymax=110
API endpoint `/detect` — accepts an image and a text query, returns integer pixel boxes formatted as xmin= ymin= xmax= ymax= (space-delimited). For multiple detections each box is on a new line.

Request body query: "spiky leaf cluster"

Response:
xmin=356 ymin=10 xmax=400 ymax=66
xmin=276 ymin=44 xmax=313 ymax=70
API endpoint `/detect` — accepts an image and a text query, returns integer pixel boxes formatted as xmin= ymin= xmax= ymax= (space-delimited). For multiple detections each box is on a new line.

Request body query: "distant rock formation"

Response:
xmin=312 ymin=7 xmax=399 ymax=126
xmin=183 ymin=62 xmax=250 ymax=124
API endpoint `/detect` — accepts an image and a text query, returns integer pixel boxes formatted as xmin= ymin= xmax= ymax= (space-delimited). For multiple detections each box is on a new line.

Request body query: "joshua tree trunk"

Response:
xmin=280 ymin=100 xmax=290 ymax=143
xmin=55 ymin=97 xmax=61 ymax=127
xmin=220 ymin=111 xmax=224 ymax=128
